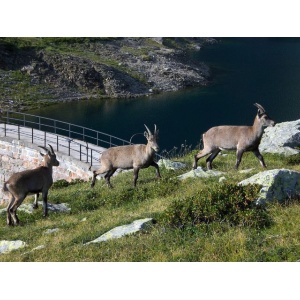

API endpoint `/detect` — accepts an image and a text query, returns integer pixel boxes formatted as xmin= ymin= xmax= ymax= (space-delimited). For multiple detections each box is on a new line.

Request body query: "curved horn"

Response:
xmin=254 ymin=103 xmax=266 ymax=114
xmin=38 ymin=146 xmax=49 ymax=153
xmin=48 ymin=144 xmax=54 ymax=154
xmin=144 ymin=124 xmax=152 ymax=135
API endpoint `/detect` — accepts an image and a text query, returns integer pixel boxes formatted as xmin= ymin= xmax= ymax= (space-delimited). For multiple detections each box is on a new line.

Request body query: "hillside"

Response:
xmin=0 ymin=37 xmax=215 ymax=111
xmin=0 ymin=151 xmax=300 ymax=262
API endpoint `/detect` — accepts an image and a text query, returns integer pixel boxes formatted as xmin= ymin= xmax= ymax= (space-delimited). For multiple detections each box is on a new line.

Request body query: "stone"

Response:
xmin=0 ymin=240 xmax=26 ymax=254
xmin=259 ymin=119 xmax=300 ymax=156
xmin=85 ymin=218 xmax=153 ymax=244
xmin=158 ymin=159 xmax=186 ymax=170
xmin=0 ymin=201 xmax=70 ymax=215
xmin=177 ymin=167 xmax=225 ymax=180
xmin=44 ymin=228 xmax=59 ymax=234
xmin=239 ymin=169 xmax=300 ymax=205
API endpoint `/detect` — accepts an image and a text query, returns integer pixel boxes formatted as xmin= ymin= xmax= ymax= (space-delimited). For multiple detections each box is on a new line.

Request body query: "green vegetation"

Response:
xmin=0 ymin=151 xmax=299 ymax=262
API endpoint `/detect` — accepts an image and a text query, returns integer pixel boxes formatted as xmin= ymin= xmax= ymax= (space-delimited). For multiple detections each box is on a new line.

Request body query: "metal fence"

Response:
xmin=0 ymin=111 xmax=134 ymax=167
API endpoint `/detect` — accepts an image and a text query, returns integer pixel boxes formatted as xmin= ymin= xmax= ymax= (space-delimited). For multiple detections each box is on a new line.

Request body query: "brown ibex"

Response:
xmin=91 ymin=124 xmax=161 ymax=188
xmin=193 ymin=103 xmax=275 ymax=170
xmin=3 ymin=144 xmax=59 ymax=226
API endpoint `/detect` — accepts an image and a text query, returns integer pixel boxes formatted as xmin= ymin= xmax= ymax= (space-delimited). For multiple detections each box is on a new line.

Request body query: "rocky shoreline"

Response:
xmin=0 ymin=37 xmax=216 ymax=111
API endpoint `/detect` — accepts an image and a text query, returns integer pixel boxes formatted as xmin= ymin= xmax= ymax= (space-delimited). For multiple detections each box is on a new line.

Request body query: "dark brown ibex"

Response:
xmin=3 ymin=144 xmax=59 ymax=226
xmin=193 ymin=103 xmax=275 ymax=170
xmin=91 ymin=124 xmax=161 ymax=188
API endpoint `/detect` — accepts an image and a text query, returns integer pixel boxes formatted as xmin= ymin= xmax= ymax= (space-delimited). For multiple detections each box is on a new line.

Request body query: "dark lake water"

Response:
xmin=29 ymin=38 xmax=300 ymax=152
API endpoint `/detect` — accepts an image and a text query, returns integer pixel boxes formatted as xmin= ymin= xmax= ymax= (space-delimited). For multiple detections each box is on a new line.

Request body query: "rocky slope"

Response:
xmin=0 ymin=37 xmax=216 ymax=111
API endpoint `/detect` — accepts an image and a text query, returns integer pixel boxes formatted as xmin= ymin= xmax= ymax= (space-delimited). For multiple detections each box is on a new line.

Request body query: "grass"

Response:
xmin=0 ymin=151 xmax=299 ymax=261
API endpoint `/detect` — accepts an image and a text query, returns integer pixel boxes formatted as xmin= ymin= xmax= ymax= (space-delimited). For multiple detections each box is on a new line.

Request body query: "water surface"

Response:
xmin=30 ymin=38 xmax=300 ymax=151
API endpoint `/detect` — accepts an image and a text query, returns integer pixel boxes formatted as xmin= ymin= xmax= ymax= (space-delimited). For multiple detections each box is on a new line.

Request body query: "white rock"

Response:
xmin=85 ymin=218 xmax=153 ymax=244
xmin=44 ymin=228 xmax=60 ymax=234
xmin=158 ymin=159 xmax=186 ymax=170
xmin=0 ymin=240 xmax=26 ymax=254
xmin=259 ymin=119 xmax=300 ymax=156
xmin=177 ymin=167 xmax=225 ymax=180
xmin=239 ymin=169 xmax=300 ymax=205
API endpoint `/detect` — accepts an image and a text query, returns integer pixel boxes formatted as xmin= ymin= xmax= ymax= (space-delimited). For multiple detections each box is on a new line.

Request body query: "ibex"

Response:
xmin=193 ymin=103 xmax=275 ymax=170
xmin=3 ymin=144 xmax=59 ymax=226
xmin=91 ymin=124 xmax=161 ymax=188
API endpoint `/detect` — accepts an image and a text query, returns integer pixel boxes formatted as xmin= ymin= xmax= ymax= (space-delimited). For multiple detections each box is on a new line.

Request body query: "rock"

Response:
xmin=44 ymin=228 xmax=60 ymax=234
xmin=22 ymin=245 xmax=45 ymax=255
xmin=158 ymin=159 xmax=186 ymax=170
xmin=0 ymin=201 xmax=70 ymax=216
xmin=177 ymin=167 xmax=225 ymax=180
xmin=0 ymin=240 xmax=26 ymax=254
xmin=85 ymin=218 xmax=153 ymax=244
xmin=219 ymin=176 xmax=227 ymax=183
xmin=259 ymin=119 xmax=300 ymax=156
xmin=239 ymin=169 xmax=300 ymax=205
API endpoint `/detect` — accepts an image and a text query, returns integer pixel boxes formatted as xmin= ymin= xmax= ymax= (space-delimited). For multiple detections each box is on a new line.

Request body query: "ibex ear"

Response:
xmin=39 ymin=152 xmax=45 ymax=157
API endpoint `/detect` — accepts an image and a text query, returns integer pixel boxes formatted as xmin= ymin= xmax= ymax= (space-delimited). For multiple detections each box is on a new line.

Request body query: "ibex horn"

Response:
xmin=48 ymin=144 xmax=55 ymax=154
xmin=254 ymin=103 xmax=266 ymax=114
xmin=144 ymin=124 xmax=152 ymax=135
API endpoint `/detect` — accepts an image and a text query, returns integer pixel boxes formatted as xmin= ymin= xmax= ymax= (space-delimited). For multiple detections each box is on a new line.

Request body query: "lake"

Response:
xmin=29 ymin=38 xmax=300 ymax=152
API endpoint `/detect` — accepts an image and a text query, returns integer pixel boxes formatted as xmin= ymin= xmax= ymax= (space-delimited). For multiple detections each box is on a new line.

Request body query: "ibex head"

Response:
xmin=254 ymin=103 xmax=276 ymax=127
xmin=144 ymin=124 xmax=159 ymax=152
xmin=38 ymin=144 xmax=60 ymax=167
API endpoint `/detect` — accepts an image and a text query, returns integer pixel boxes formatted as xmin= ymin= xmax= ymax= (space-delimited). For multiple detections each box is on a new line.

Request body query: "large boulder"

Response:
xmin=259 ymin=119 xmax=300 ymax=156
xmin=239 ymin=169 xmax=300 ymax=205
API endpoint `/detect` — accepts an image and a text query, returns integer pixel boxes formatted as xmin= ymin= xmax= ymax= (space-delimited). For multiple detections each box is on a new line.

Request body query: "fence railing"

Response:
xmin=0 ymin=111 xmax=135 ymax=167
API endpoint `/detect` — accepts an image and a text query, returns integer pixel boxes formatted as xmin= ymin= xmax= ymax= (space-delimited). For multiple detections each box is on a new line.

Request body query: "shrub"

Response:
xmin=161 ymin=183 xmax=271 ymax=229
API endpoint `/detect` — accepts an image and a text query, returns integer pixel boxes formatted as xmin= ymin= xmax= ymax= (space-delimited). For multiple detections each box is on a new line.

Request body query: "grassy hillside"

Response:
xmin=0 ymin=151 xmax=300 ymax=262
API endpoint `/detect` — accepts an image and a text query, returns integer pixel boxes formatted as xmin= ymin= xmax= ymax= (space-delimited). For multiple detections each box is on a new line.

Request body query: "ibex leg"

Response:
xmin=253 ymin=149 xmax=267 ymax=168
xmin=150 ymin=161 xmax=161 ymax=178
xmin=42 ymin=191 xmax=48 ymax=217
xmin=133 ymin=167 xmax=140 ymax=187
xmin=104 ymin=168 xmax=117 ymax=188
xmin=235 ymin=149 xmax=244 ymax=170
xmin=193 ymin=148 xmax=213 ymax=169
xmin=206 ymin=149 xmax=221 ymax=170
xmin=6 ymin=194 xmax=15 ymax=226
xmin=33 ymin=193 xmax=39 ymax=209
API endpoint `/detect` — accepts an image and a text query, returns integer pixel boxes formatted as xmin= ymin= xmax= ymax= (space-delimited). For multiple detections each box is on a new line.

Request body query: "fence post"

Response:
xmin=69 ymin=124 xmax=71 ymax=138
xmin=86 ymin=142 xmax=89 ymax=163
xmin=44 ymin=131 xmax=46 ymax=147
xmin=80 ymin=144 xmax=82 ymax=161
xmin=18 ymin=125 xmax=20 ymax=140
xmin=68 ymin=139 xmax=71 ymax=156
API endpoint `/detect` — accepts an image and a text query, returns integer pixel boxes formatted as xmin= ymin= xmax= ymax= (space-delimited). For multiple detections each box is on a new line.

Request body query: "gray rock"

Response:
xmin=239 ymin=169 xmax=300 ymax=205
xmin=85 ymin=218 xmax=153 ymax=244
xmin=259 ymin=119 xmax=300 ymax=156
xmin=0 ymin=202 xmax=70 ymax=215
xmin=22 ymin=245 xmax=45 ymax=256
xmin=158 ymin=159 xmax=186 ymax=170
xmin=44 ymin=228 xmax=60 ymax=234
xmin=177 ymin=167 xmax=225 ymax=180
xmin=0 ymin=240 xmax=26 ymax=254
